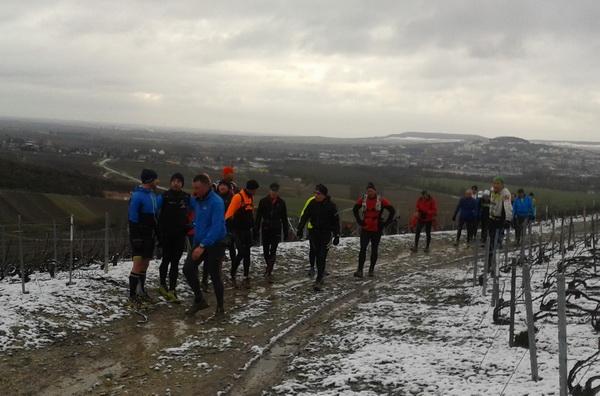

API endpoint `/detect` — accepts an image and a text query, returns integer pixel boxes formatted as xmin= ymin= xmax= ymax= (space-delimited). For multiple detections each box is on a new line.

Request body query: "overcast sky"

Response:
xmin=2 ymin=1 xmax=600 ymax=141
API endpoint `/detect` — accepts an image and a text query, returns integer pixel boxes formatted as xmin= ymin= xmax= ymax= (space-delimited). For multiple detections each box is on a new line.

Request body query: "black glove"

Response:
xmin=504 ymin=220 xmax=512 ymax=229
xmin=530 ymin=216 xmax=535 ymax=221
xmin=452 ymin=216 xmax=456 ymax=222
xmin=357 ymin=220 xmax=365 ymax=227
xmin=132 ymin=238 xmax=143 ymax=250
xmin=333 ymin=236 xmax=340 ymax=246
xmin=296 ymin=229 xmax=303 ymax=240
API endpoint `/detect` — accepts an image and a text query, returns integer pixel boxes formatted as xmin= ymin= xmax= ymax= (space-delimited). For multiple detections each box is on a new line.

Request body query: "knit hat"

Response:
xmin=421 ymin=190 xmax=428 ymax=196
xmin=170 ymin=172 xmax=184 ymax=187
xmin=269 ymin=182 xmax=280 ymax=191
xmin=483 ymin=189 xmax=490 ymax=196
xmin=366 ymin=182 xmax=376 ymax=190
xmin=246 ymin=179 xmax=259 ymax=190
xmin=222 ymin=166 xmax=234 ymax=177
xmin=140 ymin=169 xmax=158 ymax=184
xmin=493 ymin=176 xmax=505 ymax=184
xmin=315 ymin=184 xmax=328 ymax=196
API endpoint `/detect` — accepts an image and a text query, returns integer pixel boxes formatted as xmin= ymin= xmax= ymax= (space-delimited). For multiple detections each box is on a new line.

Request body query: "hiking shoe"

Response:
xmin=242 ymin=277 xmax=251 ymax=289
xmin=138 ymin=291 xmax=157 ymax=304
xmin=313 ymin=280 xmax=322 ymax=291
xmin=453 ymin=241 xmax=459 ymax=247
xmin=185 ymin=299 xmax=209 ymax=316
xmin=423 ymin=247 xmax=430 ymax=253
xmin=126 ymin=296 xmax=148 ymax=310
xmin=410 ymin=246 xmax=418 ymax=253
xmin=159 ymin=285 xmax=169 ymax=298
xmin=307 ymin=267 xmax=316 ymax=277
xmin=166 ymin=290 xmax=181 ymax=304
xmin=353 ymin=270 xmax=363 ymax=278
xmin=264 ymin=273 xmax=274 ymax=284
xmin=215 ymin=306 xmax=225 ymax=316
xmin=368 ymin=270 xmax=374 ymax=277
xmin=201 ymin=279 xmax=210 ymax=293
xmin=228 ymin=277 xmax=239 ymax=289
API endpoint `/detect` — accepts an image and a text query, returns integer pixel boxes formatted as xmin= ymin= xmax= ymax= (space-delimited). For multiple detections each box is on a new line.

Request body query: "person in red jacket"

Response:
xmin=410 ymin=190 xmax=437 ymax=253
xmin=352 ymin=182 xmax=395 ymax=277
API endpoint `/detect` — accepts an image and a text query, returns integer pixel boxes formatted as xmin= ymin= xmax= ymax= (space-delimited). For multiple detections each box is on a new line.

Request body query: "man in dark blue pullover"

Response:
xmin=452 ymin=189 xmax=478 ymax=246
xmin=183 ymin=173 xmax=228 ymax=316
xmin=512 ymin=188 xmax=535 ymax=244
xmin=128 ymin=169 xmax=162 ymax=309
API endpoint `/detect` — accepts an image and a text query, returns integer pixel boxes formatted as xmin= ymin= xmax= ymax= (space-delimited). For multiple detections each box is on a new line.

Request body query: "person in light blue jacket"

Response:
xmin=183 ymin=173 xmax=228 ymax=316
xmin=512 ymin=188 xmax=535 ymax=244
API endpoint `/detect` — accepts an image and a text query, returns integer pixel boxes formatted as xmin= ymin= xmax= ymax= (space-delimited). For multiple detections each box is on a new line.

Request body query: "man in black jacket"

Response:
xmin=254 ymin=182 xmax=289 ymax=282
xmin=297 ymin=184 xmax=340 ymax=291
xmin=158 ymin=173 xmax=189 ymax=303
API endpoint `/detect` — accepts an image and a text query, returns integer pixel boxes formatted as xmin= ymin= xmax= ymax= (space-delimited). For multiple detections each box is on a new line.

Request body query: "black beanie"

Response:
xmin=170 ymin=173 xmax=184 ymax=187
xmin=315 ymin=184 xmax=328 ymax=196
xmin=366 ymin=182 xmax=376 ymax=190
xmin=141 ymin=169 xmax=158 ymax=184
xmin=246 ymin=180 xmax=259 ymax=190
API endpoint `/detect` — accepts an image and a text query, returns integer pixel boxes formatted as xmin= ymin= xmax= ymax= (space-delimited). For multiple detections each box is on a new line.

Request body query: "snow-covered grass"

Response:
xmin=1 ymin=219 xmax=599 ymax=395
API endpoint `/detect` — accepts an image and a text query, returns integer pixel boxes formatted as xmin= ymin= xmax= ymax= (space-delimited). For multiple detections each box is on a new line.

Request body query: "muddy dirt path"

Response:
xmin=0 ymin=232 xmax=539 ymax=395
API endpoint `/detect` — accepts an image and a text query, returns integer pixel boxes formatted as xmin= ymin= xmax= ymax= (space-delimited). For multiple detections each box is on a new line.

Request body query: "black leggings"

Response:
xmin=159 ymin=234 xmax=185 ymax=291
xmin=309 ymin=231 xmax=332 ymax=282
xmin=231 ymin=229 xmax=252 ymax=278
xmin=358 ymin=229 xmax=381 ymax=272
xmin=414 ymin=221 xmax=432 ymax=247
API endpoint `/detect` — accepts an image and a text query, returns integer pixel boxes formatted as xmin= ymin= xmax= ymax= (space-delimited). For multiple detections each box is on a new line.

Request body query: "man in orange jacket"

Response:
xmin=225 ymin=179 xmax=259 ymax=288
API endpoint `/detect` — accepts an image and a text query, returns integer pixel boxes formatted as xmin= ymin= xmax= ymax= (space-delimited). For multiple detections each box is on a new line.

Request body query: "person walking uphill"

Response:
xmin=157 ymin=173 xmax=189 ymax=304
xmin=127 ymin=169 xmax=162 ymax=309
xmin=183 ymin=174 xmax=227 ymax=316
xmin=254 ymin=182 xmax=289 ymax=282
xmin=410 ymin=191 xmax=437 ymax=253
xmin=352 ymin=182 xmax=395 ymax=277
xmin=512 ymin=188 xmax=535 ymax=245
xmin=297 ymin=184 xmax=340 ymax=291
xmin=452 ymin=189 xmax=478 ymax=246
xmin=226 ymin=179 xmax=259 ymax=288
xmin=487 ymin=176 xmax=512 ymax=267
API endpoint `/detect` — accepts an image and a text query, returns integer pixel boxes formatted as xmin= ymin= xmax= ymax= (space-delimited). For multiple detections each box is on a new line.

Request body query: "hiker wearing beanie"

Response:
xmin=225 ymin=179 xmax=259 ymax=288
xmin=127 ymin=169 xmax=162 ymax=309
xmin=157 ymin=173 xmax=190 ymax=303
xmin=212 ymin=166 xmax=239 ymax=195
xmin=478 ymin=190 xmax=492 ymax=245
xmin=352 ymin=182 xmax=395 ymax=277
xmin=254 ymin=182 xmax=289 ymax=282
xmin=296 ymin=184 xmax=340 ymax=291
xmin=487 ymin=176 xmax=512 ymax=269
xmin=410 ymin=190 xmax=437 ymax=253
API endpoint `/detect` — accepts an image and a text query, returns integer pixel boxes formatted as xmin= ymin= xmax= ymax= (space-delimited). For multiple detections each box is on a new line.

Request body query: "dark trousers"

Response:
xmin=456 ymin=218 xmax=476 ymax=242
xmin=514 ymin=216 xmax=528 ymax=243
xmin=231 ymin=228 xmax=252 ymax=278
xmin=414 ymin=221 xmax=432 ymax=248
xmin=159 ymin=234 xmax=185 ymax=291
xmin=487 ymin=218 xmax=506 ymax=269
xmin=183 ymin=241 xmax=225 ymax=308
xmin=261 ymin=228 xmax=281 ymax=264
xmin=310 ymin=230 xmax=332 ymax=282
xmin=480 ymin=217 xmax=490 ymax=243
xmin=308 ymin=232 xmax=316 ymax=268
xmin=358 ymin=229 xmax=381 ymax=272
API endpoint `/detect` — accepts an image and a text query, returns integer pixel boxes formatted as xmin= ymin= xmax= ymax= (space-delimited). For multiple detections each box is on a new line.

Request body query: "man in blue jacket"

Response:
xmin=452 ymin=189 xmax=478 ymax=246
xmin=183 ymin=173 xmax=228 ymax=316
xmin=128 ymin=169 xmax=162 ymax=309
xmin=512 ymin=188 xmax=535 ymax=244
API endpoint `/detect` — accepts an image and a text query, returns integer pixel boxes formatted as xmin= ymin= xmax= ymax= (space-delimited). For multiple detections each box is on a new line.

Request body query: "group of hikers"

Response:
xmin=127 ymin=167 xmax=533 ymax=316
